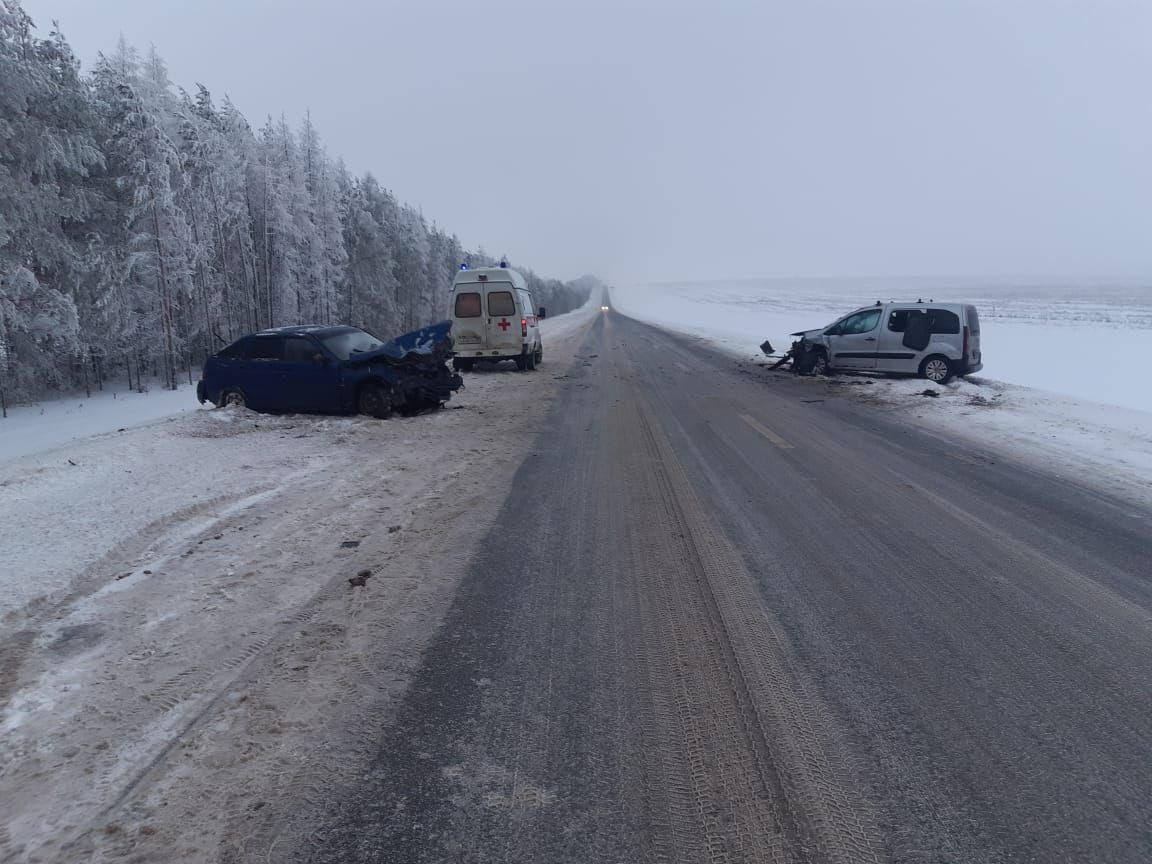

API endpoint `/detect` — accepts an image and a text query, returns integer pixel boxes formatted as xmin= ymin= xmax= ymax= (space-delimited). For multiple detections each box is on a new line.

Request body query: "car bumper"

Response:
xmin=458 ymin=345 xmax=531 ymax=358
xmin=959 ymin=360 xmax=983 ymax=375
xmin=196 ymin=380 xmax=206 ymax=404
xmin=399 ymin=372 xmax=464 ymax=401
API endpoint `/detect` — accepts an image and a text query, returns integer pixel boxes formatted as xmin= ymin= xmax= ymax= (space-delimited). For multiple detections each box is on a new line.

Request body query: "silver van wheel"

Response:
xmin=921 ymin=356 xmax=952 ymax=384
xmin=810 ymin=353 xmax=828 ymax=376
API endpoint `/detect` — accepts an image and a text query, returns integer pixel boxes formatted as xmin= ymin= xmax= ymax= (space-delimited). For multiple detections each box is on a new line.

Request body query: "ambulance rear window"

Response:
xmin=455 ymin=292 xmax=481 ymax=318
xmin=487 ymin=291 xmax=515 ymax=316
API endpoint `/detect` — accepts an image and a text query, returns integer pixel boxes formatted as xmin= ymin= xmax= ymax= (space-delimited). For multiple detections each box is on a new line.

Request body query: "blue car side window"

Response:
xmin=282 ymin=336 xmax=317 ymax=363
xmin=248 ymin=337 xmax=282 ymax=360
xmin=217 ymin=338 xmax=249 ymax=359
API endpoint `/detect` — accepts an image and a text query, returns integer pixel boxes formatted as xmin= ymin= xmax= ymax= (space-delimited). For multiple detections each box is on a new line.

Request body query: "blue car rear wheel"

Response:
xmin=219 ymin=390 xmax=246 ymax=409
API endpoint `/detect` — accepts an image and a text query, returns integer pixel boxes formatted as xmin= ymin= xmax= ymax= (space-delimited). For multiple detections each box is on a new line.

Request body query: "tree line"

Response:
xmin=0 ymin=0 xmax=594 ymax=411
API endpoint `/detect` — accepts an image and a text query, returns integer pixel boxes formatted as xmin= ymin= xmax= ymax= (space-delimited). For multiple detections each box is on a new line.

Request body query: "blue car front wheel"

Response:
xmin=357 ymin=382 xmax=393 ymax=420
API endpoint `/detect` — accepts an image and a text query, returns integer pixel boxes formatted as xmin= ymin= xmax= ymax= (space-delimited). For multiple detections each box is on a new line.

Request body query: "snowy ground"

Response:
xmin=0 ymin=301 xmax=598 ymax=863
xmin=613 ymin=278 xmax=1152 ymax=508
xmin=0 ymin=383 xmax=202 ymax=464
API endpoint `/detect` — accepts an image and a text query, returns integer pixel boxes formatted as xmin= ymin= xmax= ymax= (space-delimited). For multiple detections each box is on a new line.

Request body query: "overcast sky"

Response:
xmin=17 ymin=0 xmax=1152 ymax=284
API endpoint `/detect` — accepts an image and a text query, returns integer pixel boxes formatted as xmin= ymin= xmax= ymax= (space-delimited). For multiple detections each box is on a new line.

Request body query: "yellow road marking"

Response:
xmin=740 ymin=414 xmax=794 ymax=449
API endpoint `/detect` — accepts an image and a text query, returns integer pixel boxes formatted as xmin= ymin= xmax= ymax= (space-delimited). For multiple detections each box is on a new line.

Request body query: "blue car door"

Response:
xmin=241 ymin=335 xmax=287 ymax=411
xmin=280 ymin=335 xmax=341 ymax=413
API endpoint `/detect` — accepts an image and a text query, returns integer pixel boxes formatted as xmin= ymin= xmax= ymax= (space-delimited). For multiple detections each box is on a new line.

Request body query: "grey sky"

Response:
xmin=17 ymin=0 xmax=1152 ymax=284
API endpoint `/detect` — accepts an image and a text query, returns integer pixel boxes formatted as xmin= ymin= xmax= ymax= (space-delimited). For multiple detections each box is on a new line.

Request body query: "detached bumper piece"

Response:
xmin=761 ymin=338 xmax=822 ymax=374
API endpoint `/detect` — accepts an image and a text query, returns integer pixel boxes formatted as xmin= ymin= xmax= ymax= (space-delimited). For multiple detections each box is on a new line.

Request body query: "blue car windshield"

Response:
xmin=320 ymin=329 xmax=383 ymax=360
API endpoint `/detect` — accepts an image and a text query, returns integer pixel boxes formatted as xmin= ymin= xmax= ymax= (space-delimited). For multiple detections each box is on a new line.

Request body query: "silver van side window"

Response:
xmin=927 ymin=309 xmax=960 ymax=334
xmin=841 ymin=309 xmax=881 ymax=334
xmin=887 ymin=310 xmax=915 ymax=332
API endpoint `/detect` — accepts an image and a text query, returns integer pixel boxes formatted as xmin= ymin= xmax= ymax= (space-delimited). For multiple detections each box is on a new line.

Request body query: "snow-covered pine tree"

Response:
xmin=0 ymin=15 xmax=591 ymax=405
xmin=92 ymin=40 xmax=191 ymax=390
xmin=0 ymin=2 xmax=100 ymax=399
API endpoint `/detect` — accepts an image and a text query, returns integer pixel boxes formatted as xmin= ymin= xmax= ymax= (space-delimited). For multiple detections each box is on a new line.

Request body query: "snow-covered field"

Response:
xmin=614 ymin=278 xmax=1152 ymax=508
xmin=0 ymin=303 xmax=598 ymax=863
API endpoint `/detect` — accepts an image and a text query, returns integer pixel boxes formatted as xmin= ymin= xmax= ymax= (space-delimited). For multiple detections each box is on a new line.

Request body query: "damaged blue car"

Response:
xmin=196 ymin=321 xmax=463 ymax=419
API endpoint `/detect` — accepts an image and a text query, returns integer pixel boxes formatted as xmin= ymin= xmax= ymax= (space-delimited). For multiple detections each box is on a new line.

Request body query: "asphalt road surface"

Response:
xmin=296 ymin=313 xmax=1152 ymax=864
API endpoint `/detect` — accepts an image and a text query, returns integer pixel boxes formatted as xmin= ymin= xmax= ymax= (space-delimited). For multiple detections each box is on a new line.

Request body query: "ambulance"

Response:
xmin=449 ymin=264 xmax=543 ymax=371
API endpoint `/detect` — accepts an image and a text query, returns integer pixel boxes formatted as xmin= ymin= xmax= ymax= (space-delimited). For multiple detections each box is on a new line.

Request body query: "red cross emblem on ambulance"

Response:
xmin=496 ymin=318 xmax=511 ymax=331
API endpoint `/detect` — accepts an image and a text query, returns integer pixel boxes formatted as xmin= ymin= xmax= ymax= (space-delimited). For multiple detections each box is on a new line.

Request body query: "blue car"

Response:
xmin=196 ymin=322 xmax=463 ymax=419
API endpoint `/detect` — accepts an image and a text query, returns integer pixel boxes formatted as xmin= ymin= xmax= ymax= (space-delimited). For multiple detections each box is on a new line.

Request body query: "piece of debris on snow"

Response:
xmin=920 ymin=389 xmax=940 ymax=398
xmin=967 ymin=394 xmax=999 ymax=407
xmin=340 ymin=540 xmax=361 ymax=548
xmin=388 ymin=525 xmax=401 ymax=534
xmin=348 ymin=569 xmax=372 ymax=588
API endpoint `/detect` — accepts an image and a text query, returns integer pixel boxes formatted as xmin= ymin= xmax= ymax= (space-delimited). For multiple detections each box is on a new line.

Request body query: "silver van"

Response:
xmin=795 ymin=301 xmax=982 ymax=383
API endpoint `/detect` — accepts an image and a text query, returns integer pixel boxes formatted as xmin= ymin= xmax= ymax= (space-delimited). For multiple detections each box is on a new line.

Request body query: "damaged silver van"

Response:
xmin=793 ymin=301 xmax=982 ymax=383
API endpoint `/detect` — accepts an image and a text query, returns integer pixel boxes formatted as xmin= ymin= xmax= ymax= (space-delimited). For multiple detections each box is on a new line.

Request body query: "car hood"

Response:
xmin=790 ymin=327 xmax=826 ymax=341
xmin=345 ymin=321 xmax=454 ymax=367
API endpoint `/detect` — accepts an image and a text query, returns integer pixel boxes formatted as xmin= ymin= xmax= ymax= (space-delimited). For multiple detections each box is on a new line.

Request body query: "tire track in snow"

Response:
xmin=615 ymin=344 xmax=884 ymax=863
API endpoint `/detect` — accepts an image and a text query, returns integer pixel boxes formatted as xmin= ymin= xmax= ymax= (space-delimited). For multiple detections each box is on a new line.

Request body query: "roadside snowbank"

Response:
xmin=843 ymin=373 xmax=1152 ymax=509
xmin=614 ymin=280 xmax=1152 ymax=509
xmin=0 ymin=383 xmax=201 ymax=464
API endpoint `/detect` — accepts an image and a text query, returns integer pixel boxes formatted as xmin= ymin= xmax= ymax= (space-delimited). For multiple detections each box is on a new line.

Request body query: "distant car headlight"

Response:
xmin=601 ymin=305 xmax=609 ymax=311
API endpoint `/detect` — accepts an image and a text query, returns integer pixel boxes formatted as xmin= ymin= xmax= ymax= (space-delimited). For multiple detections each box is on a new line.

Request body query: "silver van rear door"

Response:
xmin=965 ymin=305 xmax=982 ymax=365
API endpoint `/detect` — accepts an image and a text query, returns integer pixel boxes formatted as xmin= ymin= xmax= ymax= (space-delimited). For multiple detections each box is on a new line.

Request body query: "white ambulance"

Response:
xmin=449 ymin=265 xmax=543 ymax=371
